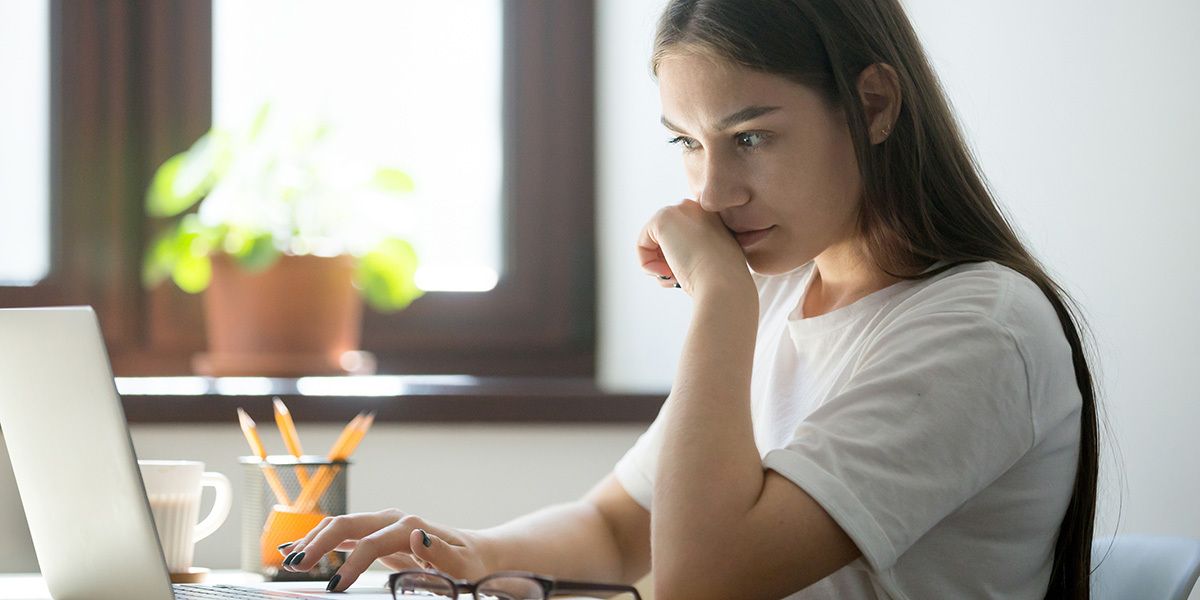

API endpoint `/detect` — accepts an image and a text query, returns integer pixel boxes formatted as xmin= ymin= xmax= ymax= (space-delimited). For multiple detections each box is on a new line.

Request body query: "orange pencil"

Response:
xmin=292 ymin=412 xmax=363 ymax=511
xmin=327 ymin=413 xmax=365 ymax=460
xmin=237 ymin=408 xmax=292 ymax=506
xmin=272 ymin=398 xmax=309 ymax=487
xmin=295 ymin=412 xmax=373 ymax=512
xmin=339 ymin=411 xmax=375 ymax=459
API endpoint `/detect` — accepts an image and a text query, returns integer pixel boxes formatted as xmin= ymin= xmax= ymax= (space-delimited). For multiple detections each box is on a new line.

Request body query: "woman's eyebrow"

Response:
xmin=660 ymin=105 xmax=783 ymax=134
xmin=715 ymin=105 xmax=782 ymax=130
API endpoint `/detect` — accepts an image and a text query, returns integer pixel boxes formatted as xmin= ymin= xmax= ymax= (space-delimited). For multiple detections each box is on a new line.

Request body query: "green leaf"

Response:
xmin=142 ymin=228 xmax=184 ymax=288
xmin=355 ymin=238 xmax=423 ymax=312
xmin=172 ymin=252 xmax=212 ymax=294
xmin=176 ymin=213 xmax=220 ymax=255
xmin=248 ymin=103 xmax=271 ymax=141
xmin=372 ymin=167 xmax=415 ymax=194
xmin=233 ymin=234 xmax=281 ymax=272
xmin=146 ymin=131 xmax=231 ymax=218
xmin=142 ymin=215 xmax=220 ymax=294
xmin=145 ymin=153 xmax=191 ymax=217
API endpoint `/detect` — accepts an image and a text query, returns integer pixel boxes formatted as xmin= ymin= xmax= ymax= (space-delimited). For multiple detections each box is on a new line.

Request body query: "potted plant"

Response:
xmin=142 ymin=105 xmax=424 ymax=376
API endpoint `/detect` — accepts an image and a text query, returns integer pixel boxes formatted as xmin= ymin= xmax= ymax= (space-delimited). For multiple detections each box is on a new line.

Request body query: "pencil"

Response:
xmin=272 ymin=398 xmax=309 ymax=487
xmin=328 ymin=413 xmax=365 ymax=460
xmin=237 ymin=408 xmax=292 ymax=506
xmin=340 ymin=411 xmax=375 ymax=458
xmin=294 ymin=412 xmax=373 ymax=513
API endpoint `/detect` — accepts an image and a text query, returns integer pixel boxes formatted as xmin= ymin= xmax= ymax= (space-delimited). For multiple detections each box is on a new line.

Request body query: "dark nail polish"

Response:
xmin=283 ymin=551 xmax=299 ymax=566
xmin=277 ymin=542 xmax=294 ymax=556
xmin=421 ymin=530 xmax=432 ymax=547
xmin=292 ymin=551 xmax=306 ymax=566
xmin=673 ymin=283 xmax=681 ymax=288
xmin=326 ymin=574 xmax=342 ymax=592
xmin=277 ymin=541 xmax=294 ymax=550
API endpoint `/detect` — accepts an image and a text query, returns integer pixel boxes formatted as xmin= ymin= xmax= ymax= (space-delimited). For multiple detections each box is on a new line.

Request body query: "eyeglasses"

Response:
xmin=386 ymin=568 xmax=643 ymax=600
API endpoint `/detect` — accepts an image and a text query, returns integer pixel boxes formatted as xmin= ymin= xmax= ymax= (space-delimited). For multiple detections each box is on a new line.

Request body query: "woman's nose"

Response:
xmin=695 ymin=158 xmax=748 ymax=212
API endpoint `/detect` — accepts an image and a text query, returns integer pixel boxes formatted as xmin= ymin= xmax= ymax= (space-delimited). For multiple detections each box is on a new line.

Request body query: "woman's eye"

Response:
xmin=668 ymin=136 xmax=699 ymax=151
xmin=736 ymin=131 xmax=767 ymax=149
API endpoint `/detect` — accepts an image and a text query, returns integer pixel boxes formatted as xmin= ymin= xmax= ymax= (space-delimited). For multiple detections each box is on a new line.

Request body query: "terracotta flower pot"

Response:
xmin=192 ymin=254 xmax=375 ymax=377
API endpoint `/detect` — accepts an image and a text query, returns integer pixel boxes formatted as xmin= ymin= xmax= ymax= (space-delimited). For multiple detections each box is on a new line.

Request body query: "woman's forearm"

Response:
xmin=472 ymin=500 xmax=631 ymax=583
xmin=470 ymin=288 xmax=760 ymax=588
xmin=653 ymin=284 xmax=763 ymax=583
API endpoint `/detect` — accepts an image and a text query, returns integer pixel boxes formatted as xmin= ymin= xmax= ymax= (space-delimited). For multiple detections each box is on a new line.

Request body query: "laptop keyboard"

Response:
xmin=173 ymin=584 xmax=320 ymax=598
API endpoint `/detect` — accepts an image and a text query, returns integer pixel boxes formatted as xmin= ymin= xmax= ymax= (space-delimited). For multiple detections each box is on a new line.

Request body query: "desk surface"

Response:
xmin=0 ymin=571 xmax=610 ymax=599
xmin=0 ymin=571 xmax=392 ymax=600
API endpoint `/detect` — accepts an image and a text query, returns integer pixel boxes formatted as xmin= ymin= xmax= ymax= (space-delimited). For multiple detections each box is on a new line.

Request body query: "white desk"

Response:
xmin=0 ymin=571 xmax=614 ymax=599
xmin=0 ymin=571 xmax=393 ymax=599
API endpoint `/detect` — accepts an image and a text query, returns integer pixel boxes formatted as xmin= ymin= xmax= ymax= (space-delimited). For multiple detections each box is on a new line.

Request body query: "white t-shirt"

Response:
xmin=614 ymin=260 xmax=1081 ymax=599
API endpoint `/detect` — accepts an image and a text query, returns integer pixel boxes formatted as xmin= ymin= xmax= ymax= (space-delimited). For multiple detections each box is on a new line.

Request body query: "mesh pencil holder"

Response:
xmin=240 ymin=456 xmax=349 ymax=581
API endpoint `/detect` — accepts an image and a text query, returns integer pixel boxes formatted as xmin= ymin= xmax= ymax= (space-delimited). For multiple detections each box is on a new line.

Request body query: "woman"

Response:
xmin=282 ymin=0 xmax=1098 ymax=597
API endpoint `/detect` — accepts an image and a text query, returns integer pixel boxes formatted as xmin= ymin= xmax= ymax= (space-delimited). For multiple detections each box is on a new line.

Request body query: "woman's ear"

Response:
xmin=856 ymin=62 xmax=902 ymax=144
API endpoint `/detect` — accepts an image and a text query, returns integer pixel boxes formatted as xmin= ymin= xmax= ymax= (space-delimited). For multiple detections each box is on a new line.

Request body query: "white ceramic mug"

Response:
xmin=137 ymin=460 xmax=232 ymax=574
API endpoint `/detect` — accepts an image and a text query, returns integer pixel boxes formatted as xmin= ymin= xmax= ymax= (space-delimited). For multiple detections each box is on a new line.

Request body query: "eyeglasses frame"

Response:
xmin=386 ymin=568 xmax=643 ymax=600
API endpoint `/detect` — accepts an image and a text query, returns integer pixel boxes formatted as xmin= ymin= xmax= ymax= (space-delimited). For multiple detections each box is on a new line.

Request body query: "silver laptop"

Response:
xmin=0 ymin=307 xmax=348 ymax=599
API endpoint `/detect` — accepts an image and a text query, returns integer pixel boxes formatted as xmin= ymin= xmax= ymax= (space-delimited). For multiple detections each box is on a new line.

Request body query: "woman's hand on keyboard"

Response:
xmin=279 ymin=508 xmax=492 ymax=592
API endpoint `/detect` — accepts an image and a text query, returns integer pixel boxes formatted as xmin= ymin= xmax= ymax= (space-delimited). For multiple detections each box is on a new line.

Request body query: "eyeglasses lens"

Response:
xmin=475 ymin=575 xmax=545 ymax=600
xmin=393 ymin=571 xmax=457 ymax=598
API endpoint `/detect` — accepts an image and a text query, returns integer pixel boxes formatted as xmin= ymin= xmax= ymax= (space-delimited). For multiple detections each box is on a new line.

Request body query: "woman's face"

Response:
xmin=657 ymin=50 xmax=863 ymax=275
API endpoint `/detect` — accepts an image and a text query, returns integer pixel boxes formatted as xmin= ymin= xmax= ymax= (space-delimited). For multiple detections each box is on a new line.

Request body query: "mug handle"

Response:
xmin=194 ymin=471 xmax=232 ymax=543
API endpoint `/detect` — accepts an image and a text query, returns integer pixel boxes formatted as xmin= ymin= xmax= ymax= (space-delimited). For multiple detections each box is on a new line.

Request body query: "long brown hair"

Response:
xmin=652 ymin=1 xmax=1099 ymax=597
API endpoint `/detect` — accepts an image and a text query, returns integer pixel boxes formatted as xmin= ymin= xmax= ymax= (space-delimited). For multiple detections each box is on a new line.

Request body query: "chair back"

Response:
xmin=1091 ymin=535 xmax=1200 ymax=600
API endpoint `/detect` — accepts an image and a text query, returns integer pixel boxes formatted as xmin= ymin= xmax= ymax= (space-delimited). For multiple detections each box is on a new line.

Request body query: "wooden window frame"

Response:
xmin=1 ymin=0 xmax=599 ymax=379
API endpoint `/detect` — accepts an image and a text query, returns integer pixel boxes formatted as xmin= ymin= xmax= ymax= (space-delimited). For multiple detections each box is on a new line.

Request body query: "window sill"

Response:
xmin=116 ymin=376 xmax=666 ymax=424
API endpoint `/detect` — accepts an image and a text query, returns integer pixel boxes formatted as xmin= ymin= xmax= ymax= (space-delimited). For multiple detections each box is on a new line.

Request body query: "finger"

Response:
xmin=640 ymin=256 xmax=673 ymax=280
xmin=389 ymin=514 xmax=465 ymax=545
xmin=326 ymin=519 xmax=418 ymax=592
xmin=637 ymin=242 xmax=672 ymax=277
xmin=287 ymin=538 xmax=360 ymax=558
xmin=280 ymin=514 xmax=337 ymax=569
xmin=379 ymin=552 xmax=423 ymax=572
xmin=410 ymin=528 xmax=470 ymax=577
xmin=278 ymin=513 xmax=349 ymax=557
xmin=286 ymin=510 xmax=403 ymax=572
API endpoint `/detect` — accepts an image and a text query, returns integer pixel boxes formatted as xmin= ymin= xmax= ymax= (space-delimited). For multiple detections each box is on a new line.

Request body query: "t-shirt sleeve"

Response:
xmin=762 ymin=309 xmax=1034 ymax=572
xmin=613 ymin=408 xmax=667 ymax=511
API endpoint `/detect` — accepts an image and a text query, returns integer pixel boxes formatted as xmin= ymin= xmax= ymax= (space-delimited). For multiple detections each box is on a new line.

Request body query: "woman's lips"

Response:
xmin=734 ymin=226 xmax=775 ymax=248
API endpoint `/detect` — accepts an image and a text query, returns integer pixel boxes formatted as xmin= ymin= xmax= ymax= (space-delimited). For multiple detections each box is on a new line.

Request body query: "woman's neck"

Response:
xmin=803 ymin=240 xmax=901 ymax=318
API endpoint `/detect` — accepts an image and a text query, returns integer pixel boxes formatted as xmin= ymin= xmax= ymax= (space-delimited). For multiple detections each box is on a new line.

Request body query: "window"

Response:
xmin=0 ymin=1 xmax=51 ymax=287
xmin=0 ymin=1 xmax=596 ymax=378
xmin=213 ymin=0 xmax=504 ymax=292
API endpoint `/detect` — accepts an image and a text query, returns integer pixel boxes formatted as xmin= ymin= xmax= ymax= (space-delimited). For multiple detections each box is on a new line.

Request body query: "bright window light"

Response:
xmin=0 ymin=1 xmax=50 ymax=286
xmin=212 ymin=0 xmax=504 ymax=292
xmin=296 ymin=375 xmax=480 ymax=397
xmin=115 ymin=377 xmax=212 ymax=396
xmin=212 ymin=377 xmax=279 ymax=397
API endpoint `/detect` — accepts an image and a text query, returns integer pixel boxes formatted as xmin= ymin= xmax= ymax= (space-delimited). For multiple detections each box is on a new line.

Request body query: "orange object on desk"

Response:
xmin=293 ymin=412 xmax=374 ymax=514
xmin=259 ymin=505 xmax=328 ymax=568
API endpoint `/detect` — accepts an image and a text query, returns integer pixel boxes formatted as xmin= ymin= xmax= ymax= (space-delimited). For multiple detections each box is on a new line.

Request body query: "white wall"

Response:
xmin=596 ymin=0 xmax=693 ymax=394
xmin=597 ymin=0 xmax=1200 ymax=579
xmin=0 ymin=424 xmax=643 ymax=572
xmin=898 ymin=0 xmax=1200 ymax=545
